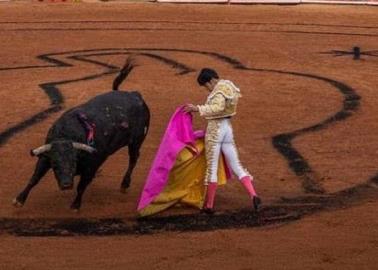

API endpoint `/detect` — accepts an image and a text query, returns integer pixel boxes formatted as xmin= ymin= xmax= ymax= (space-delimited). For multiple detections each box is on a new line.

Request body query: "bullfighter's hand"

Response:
xmin=183 ymin=104 xmax=199 ymax=113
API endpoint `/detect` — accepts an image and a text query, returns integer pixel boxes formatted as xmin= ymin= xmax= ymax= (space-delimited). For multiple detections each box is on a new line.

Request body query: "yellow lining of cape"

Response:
xmin=138 ymin=139 xmax=228 ymax=217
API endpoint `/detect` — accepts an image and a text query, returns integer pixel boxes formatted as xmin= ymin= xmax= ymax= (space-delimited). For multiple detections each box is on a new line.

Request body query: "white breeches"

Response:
xmin=204 ymin=118 xmax=251 ymax=184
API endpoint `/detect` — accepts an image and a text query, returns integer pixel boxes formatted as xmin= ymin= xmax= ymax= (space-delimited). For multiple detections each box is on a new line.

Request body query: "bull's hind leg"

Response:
xmin=120 ymin=141 xmax=142 ymax=193
xmin=13 ymin=157 xmax=50 ymax=207
xmin=71 ymin=172 xmax=95 ymax=211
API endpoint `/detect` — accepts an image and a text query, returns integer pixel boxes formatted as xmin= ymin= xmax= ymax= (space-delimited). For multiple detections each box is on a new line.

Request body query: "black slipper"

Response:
xmin=253 ymin=196 xmax=262 ymax=212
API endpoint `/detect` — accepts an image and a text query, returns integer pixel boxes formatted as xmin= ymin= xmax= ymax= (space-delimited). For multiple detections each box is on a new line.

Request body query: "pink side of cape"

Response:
xmin=137 ymin=107 xmax=232 ymax=211
xmin=137 ymin=107 xmax=197 ymax=210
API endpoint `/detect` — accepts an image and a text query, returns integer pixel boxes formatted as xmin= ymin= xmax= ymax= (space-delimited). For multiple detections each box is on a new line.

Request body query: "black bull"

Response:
xmin=13 ymin=60 xmax=150 ymax=211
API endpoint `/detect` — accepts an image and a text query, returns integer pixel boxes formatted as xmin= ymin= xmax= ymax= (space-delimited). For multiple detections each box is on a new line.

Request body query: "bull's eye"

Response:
xmin=51 ymin=163 xmax=58 ymax=170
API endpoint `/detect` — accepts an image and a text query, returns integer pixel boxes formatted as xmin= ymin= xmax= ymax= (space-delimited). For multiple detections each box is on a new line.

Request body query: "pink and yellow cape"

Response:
xmin=137 ymin=107 xmax=231 ymax=217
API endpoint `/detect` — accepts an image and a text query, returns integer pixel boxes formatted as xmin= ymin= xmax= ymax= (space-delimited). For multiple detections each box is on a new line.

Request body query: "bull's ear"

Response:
xmin=30 ymin=144 xmax=52 ymax=157
xmin=72 ymin=142 xmax=97 ymax=154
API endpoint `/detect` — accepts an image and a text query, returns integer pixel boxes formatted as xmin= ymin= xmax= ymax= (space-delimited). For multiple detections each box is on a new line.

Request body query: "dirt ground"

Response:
xmin=0 ymin=2 xmax=377 ymax=269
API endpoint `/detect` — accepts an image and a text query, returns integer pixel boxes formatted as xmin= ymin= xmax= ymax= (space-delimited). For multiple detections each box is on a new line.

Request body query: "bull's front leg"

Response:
xmin=70 ymin=171 xmax=95 ymax=212
xmin=13 ymin=156 xmax=50 ymax=207
xmin=120 ymin=143 xmax=141 ymax=193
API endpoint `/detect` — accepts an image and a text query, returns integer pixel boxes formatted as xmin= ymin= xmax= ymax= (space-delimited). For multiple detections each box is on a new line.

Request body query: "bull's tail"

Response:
xmin=143 ymin=102 xmax=150 ymax=139
xmin=112 ymin=56 xmax=136 ymax=91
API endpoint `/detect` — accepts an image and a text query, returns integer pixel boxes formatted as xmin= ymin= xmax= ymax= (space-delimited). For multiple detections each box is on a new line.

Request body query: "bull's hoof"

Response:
xmin=120 ymin=187 xmax=129 ymax=194
xmin=12 ymin=198 xmax=24 ymax=208
xmin=253 ymin=196 xmax=262 ymax=212
xmin=70 ymin=202 xmax=81 ymax=212
xmin=71 ymin=208 xmax=80 ymax=213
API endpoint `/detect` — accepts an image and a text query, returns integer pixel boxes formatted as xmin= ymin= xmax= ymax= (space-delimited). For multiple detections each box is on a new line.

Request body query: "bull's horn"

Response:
xmin=30 ymin=144 xmax=51 ymax=156
xmin=72 ymin=142 xmax=97 ymax=154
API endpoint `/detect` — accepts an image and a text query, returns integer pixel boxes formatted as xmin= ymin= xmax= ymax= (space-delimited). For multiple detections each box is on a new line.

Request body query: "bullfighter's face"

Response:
xmin=49 ymin=141 xmax=78 ymax=190
xmin=204 ymin=78 xmax=219 ymax=92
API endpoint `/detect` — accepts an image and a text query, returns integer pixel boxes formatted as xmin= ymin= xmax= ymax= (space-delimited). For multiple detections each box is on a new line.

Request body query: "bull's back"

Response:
xmin=82 ymin=91 xmax=147 ymax=123
xmin=47 ymin=91 xmax=149 ymax=148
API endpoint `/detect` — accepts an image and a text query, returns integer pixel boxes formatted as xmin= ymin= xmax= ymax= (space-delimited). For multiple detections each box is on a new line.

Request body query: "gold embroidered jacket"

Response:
xmin=197 ymin=79 xmax=241 ymax=120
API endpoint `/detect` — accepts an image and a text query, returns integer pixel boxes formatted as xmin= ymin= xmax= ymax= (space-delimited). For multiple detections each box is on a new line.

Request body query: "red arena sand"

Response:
xmin=0 ymin=2 xmax=377 ymax=269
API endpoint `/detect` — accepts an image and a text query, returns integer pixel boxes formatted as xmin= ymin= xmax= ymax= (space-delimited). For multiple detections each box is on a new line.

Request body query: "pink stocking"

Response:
xmin=205 ymin=183 xmax=218 ymax=209
xmin=240 ymin=176 xmax=257 ymax=197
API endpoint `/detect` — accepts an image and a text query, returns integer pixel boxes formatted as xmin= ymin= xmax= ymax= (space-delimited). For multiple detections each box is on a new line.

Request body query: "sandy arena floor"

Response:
xmin=0 ymin=2 xmax=377 ymax=269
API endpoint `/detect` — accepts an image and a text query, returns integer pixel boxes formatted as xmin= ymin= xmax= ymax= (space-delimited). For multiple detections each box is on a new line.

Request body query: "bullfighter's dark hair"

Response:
xmin=112 ymin=56 xmax=136 ymax=91
xmin=197 ymin=68 xmax=219 ymax=86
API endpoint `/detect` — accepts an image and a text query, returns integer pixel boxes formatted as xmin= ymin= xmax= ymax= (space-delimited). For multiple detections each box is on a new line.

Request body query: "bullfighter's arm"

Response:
xmin=197 ymin=93 xmax=226 ymax=117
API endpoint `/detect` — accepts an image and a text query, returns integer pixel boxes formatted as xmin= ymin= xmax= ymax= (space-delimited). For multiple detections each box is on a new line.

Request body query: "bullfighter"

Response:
xmin=184 ymin=68 xmax=261 ymax=214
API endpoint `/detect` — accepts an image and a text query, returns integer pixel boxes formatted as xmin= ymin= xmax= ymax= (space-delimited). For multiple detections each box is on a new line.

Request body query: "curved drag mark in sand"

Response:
xmin=0 ymin=47 xmax=366 ymax=192
xmin=1 ymin=178 xmax=377 ymax=236
xmin=1 ymin=20 xmax=378 ymax=29
xmin=0 ymin=48 xmax=376 ymax=235
xmin=320 ymin=49 xmax=378 ymax=59
xmin=1 ymin=20 xmax=378 ymax=37
xmin=0 ymin=49 xmax=195 ymax=146
xmin=3 ymin=28 xmax=378 ymax=38
xmin=0 ymin=47 xmax=246 ymax=146
xmin=247 ymin=68 xmax=361 ymax=193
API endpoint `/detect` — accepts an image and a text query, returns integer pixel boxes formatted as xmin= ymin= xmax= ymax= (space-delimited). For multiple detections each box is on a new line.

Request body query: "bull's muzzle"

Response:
xmin=59 ymin=181 xmax=74 ymax=191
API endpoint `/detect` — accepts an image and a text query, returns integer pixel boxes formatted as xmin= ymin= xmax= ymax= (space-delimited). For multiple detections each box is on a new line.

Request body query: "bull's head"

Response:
xmin=30 ymin=141 xmax=96 ymax=190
